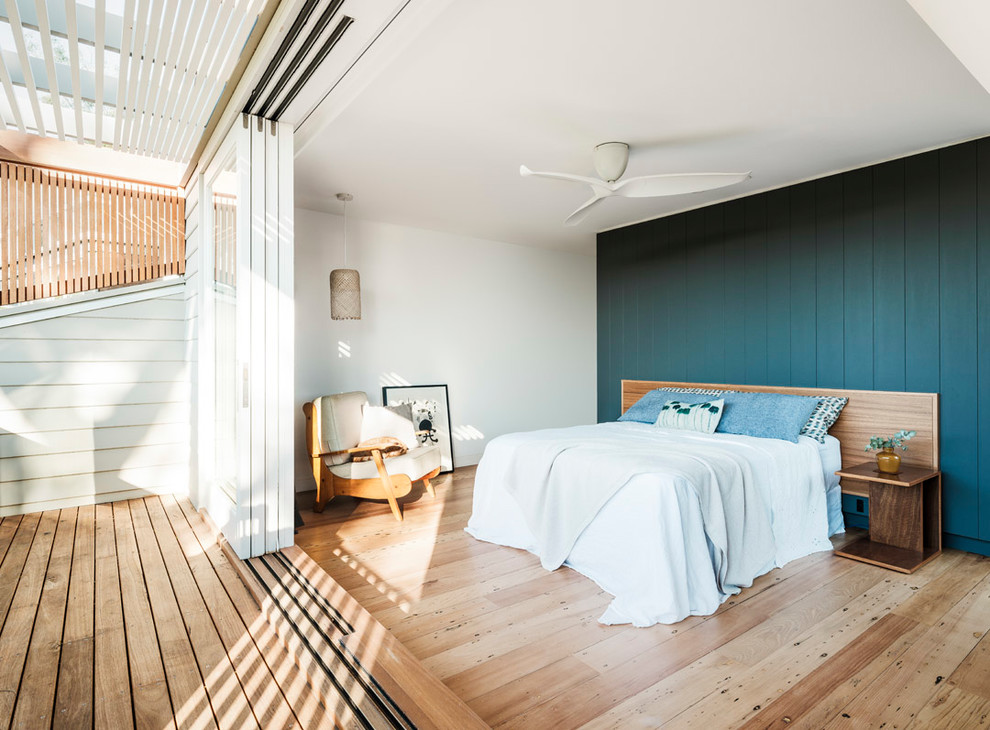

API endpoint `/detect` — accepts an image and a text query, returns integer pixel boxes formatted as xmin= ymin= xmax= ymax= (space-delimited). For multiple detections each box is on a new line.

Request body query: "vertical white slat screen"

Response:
xmin=4 ymin=0 xmax=46 ymax=135
xmin=113 ymin=0 xmax=135 ymax=148
xmin=64 ymin=0 xmax=85 ymax=141
xmin=0 ymin=56 xmax=22 ymax=131
xmin=94 ymin=0 xmax=106 ymax=145
xmin=33 ymin=0 xmax=64 ymax=139
xmin=0 ymin=0 xmax=268 ymax=162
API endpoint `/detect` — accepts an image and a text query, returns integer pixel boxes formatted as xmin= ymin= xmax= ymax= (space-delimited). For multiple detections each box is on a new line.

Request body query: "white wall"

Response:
xmin=0 ymin=289 xmax=190 ymax=516
xmin=294 ymin=208 xmax=597 ymax=491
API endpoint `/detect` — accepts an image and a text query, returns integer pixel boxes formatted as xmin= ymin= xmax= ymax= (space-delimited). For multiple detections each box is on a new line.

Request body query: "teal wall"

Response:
xmin=597 ymin=137 xmax=990 ymax=555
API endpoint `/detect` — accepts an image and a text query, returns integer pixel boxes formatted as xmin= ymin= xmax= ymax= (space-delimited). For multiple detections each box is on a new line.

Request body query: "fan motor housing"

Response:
xmin=594 ymin=142 xmax=629 ymax=182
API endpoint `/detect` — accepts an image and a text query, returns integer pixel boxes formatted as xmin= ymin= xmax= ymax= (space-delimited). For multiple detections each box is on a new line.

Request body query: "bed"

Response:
xmin=466 ymin=380 xmax=939 ymax=627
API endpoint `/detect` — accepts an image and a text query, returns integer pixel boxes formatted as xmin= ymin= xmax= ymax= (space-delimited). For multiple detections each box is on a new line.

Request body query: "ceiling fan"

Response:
xmin=520 ymin=142 xmax=750 ymax=226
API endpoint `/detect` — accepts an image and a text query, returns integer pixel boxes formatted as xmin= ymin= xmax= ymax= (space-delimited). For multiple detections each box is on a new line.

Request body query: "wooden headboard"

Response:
xmin=621 ymin=381 xmax=940 ymax=485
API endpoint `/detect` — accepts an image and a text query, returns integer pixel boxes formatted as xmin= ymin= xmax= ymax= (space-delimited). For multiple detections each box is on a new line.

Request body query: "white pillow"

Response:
xmin=360 ymin=404 xmax=418 ymax=450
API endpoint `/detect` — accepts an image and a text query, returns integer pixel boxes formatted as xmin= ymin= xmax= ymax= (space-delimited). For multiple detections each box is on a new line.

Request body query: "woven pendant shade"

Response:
xmin=330 ymin=268 xmax=361 ymax=320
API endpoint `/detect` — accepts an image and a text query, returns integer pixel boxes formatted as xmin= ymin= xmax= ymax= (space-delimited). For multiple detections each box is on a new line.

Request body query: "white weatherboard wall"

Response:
xmin=294 ymin=208 xmax=597 ymax=492
xmin=0 ymin=289 xmax=190 ymax=516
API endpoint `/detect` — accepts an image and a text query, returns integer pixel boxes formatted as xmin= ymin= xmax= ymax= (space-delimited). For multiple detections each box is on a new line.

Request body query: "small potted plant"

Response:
xmin=865 ymin=430 xmax=917 ymax=474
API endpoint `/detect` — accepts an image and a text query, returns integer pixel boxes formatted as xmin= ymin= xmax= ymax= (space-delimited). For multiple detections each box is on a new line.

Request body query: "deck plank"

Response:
xmin=0 ymin=512 xmax=41 ymax=630
xmin=0 ymin=516 xmax=22 ymax=569
xmin=150 ymin=496 xmax=300 ymax=730
xmin=114 ymin=500 xmax=173 ymax=730
xmin=53 ymin=505 xmax=96 ymax=729
xmin=142 ymin=496 xmax=262 ymax=730
xmin=12 ymin=508 xmax=77 ymax=729
xmin=1 ymin=496 xmax=354 ymax=730
xmin=0 ymin=510 xmax=58 ymax=730
xmin=127 ymin=498 xmax=218 ymax=730
xmin=93 ymin=502 xmax=133 ymax=729
xmin=171 ymin=496 xmax=337 ymax=730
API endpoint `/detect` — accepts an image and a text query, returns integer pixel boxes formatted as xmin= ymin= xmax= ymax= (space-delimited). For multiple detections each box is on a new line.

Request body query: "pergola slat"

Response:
xmin=5 ymin=0 xmax=47 ymax=136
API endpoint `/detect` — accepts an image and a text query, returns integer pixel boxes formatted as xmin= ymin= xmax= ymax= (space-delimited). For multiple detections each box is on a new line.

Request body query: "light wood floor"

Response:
xmin=0 ymin=495 xmax=339 ymax=730
xmin=296 ymin=465 xmax=990 ymax=729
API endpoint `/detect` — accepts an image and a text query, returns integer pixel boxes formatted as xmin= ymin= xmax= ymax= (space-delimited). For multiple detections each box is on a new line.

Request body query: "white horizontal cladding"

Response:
xmin=0 ymin=381 xmax=191 ymax=412
xmin=0 ymin=278 xmax=185 ymax=329
xmin=3 ymin=316 xmax=187 ymax=342
xmin=0 ymin=422 xmax=188 ymax=459
xmin=0 ymin=467 xmax=187 ymax=516
xmin=0 ymin=401 xmax=188 ymax=435
xmin=0 ymin=286 xmax=191 ymax=515
xmin=0 ymin=338 xmax=184 ymax=362
xmin=0 ymin=442 xmax=186 ymax=483
xmin=0 ymin=361 xmax=187 ymax=387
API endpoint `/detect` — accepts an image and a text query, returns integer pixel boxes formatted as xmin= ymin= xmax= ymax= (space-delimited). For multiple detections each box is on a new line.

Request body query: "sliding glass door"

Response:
xmin=198 ymin=115 xmax=295 ymax=559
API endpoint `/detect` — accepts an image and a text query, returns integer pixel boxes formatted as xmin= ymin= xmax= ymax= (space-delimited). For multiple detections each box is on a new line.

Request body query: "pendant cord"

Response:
xmin=343 ymin=200 xmax=347 ymax=267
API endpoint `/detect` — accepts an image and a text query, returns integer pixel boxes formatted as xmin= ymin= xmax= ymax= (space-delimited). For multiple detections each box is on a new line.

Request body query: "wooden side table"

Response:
xmin=834 ymin=462 xmax=941 ymax=574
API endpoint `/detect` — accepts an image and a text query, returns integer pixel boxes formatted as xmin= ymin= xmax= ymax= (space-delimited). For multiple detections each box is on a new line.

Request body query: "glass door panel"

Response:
xmin=212 ymin=161 xmax=238 ymax=500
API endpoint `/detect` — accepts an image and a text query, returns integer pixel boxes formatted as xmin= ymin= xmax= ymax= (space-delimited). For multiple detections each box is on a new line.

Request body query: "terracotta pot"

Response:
xmin=876 ymin=447 xmax=901 ymax=474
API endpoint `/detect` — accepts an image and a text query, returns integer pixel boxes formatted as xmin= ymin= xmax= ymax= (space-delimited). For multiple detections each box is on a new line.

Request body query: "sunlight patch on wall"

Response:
xmin=379 ymin=372 xmax=410 ymax=387
xmin=338 ymin=340 xmax=351 ymax=358
xmin=452 ymin=424 xmax=485 ymax=441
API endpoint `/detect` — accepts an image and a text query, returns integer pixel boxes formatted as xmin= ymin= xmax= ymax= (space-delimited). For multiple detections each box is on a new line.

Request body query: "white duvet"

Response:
xmin=466 ymin=422 xmax=833 ymax=626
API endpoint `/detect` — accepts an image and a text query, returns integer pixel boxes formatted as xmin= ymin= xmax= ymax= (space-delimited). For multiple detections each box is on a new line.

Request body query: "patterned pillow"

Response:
xmin=658 ymin=387 xmax=725 ymax=396
xmin=800 ymin=396 xmax=849 ymax=443
xmin=656 ymin=399 xmax=725 ymax=434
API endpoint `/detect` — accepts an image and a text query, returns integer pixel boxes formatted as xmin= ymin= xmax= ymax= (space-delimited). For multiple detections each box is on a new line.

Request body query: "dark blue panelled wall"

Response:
xmin=597 ymin=137 xmax=990 ymax=556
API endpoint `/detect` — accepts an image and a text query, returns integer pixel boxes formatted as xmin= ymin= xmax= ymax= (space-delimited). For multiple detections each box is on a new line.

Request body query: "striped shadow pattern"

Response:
xmin=246 ymin=551 xmax=416 ymax=729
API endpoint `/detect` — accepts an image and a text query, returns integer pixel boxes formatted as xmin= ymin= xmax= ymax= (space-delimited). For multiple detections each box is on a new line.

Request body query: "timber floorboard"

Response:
xmin=296 ymin=465 xmax=990 ymax=729
xmin=0 ymin=497 xmax=338 ymax=730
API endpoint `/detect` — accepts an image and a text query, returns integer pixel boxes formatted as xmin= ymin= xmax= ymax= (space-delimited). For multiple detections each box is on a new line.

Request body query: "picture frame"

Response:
xmin=382 ymin=384 xmax=454 ymax=473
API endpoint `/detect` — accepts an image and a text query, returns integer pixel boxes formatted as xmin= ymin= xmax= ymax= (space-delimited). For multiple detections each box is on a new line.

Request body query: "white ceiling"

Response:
xmin=294 ymin=0 xmax=990 ymax=254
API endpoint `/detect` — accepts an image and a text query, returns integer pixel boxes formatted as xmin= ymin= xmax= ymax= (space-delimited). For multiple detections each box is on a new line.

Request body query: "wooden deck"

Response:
xmin=0 ymin=495 xmax=339 ymax=729
xmin=296 ymin=465 xmax=990 ymax=729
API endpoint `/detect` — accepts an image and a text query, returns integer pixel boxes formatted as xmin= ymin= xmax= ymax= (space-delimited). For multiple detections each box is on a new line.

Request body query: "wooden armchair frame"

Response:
xmin=303 ymin=400 xmax=441 ymax=521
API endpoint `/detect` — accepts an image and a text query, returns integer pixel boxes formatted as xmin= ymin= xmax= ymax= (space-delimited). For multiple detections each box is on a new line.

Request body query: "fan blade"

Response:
xmin=564 ymin=194 xmax=610 ymax=226
xmin=613 ymin=172 xmax=750 ymax=198
xmin=520 ymin=165 xmax=613 ymax=195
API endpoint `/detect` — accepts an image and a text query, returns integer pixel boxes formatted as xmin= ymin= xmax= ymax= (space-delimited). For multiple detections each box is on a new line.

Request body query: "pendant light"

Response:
xmin=330 ymin=192 xmax=361 ymax=320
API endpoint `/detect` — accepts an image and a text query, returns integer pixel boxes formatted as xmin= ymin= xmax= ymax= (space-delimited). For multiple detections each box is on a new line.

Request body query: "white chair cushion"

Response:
xmin=326 ymin=444 xmax=441 ymax=481
xmin=318 ymin=391 xmax=368 ymax=466
xmin=360 ymin=404 xmax=418 ymax=450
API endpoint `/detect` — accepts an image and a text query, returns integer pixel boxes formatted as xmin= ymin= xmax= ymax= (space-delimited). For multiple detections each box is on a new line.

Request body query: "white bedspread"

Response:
xmin=466 ymin=422 xmax=833 ymax=626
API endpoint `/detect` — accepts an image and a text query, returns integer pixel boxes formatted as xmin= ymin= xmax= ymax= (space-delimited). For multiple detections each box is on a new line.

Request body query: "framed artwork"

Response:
xmin=382 ymin=384 xmax=453 ymax=473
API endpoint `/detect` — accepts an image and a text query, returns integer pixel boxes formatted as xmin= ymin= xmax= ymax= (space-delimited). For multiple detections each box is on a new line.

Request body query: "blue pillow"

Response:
xmin=715 ymin=391 xmax=820 ymax=443
xmin=619 ymin=390 xmax=723 ymax=424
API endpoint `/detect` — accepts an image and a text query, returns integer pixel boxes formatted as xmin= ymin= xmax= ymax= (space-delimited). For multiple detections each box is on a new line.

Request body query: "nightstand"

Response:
xmin=833 ymin=462 xmax=941 ymax=574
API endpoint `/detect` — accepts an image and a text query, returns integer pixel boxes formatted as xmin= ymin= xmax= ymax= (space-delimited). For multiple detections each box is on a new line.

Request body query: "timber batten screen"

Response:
xmin=0 ymin=161 xmax=185 ymax=305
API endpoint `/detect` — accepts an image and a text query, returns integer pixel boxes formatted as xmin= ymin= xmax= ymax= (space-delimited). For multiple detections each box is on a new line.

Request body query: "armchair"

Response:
xmin=303 ymin=392 xmax=442 ymax=520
